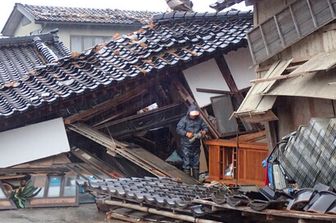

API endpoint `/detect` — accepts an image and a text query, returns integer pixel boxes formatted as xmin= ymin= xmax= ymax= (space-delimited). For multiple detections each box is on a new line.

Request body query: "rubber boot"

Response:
xmin=184 ymin=168 xmax=191 ymax=176
xmin=192 ymin=168 xmax=199 ymax=180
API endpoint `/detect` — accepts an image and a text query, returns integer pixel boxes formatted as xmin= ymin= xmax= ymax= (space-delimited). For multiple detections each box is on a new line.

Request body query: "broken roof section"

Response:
xmin=0 ymin=32 xmax=69 ymax=83
xmin=0 ymin=32 xmax=69 ymax=117
xmin=2 ymin=3 xmax=159 ymax=35
xmin=235 ymin=50 xmax=336 ymax=122
xmin=0 ymin=10 xmax=252 ymax=119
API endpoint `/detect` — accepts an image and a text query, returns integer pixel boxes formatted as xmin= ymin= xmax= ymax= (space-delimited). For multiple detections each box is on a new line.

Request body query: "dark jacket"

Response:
xmin=176 ymin=105 xmax=208 ymax=146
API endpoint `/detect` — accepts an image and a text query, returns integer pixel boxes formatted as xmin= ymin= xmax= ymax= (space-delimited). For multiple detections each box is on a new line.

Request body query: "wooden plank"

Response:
xmin=129 ymin=147 xmax=198 ymax=184
xmin=64 ymin=84 xmax=149 ymax=124
xmin=68 ymin=123 xmax=198 ymax=184
xmin=196 ymin=88 xmax=231 ymax=95
xmin=205 ymin=139 xmax=267 ymax=151
xmin=274 ymin=15 xmax=286 ymax=47
xmin=248 ymin=0 xmax=336 ymax=64
xmin=71 ymin=148 xmax=123 ymax=178
xmin=327 ymin=0 xmax=336 ymax=18
xmin=306 ymin=0 xmax=318 ymax=27
xmin=207 ymin=145 xmax=221 ymax=181
xmin=290 ymin=51 xmax=336 ymax=75
xmin=235 ymin=59 xmax=289 ymax=121
xmin=260 ymin=59 xmax=293 ymax=94
xmin=193 ymin=199 xmax=336 ymax=221
xmin=259 ymin=26 xmax=270 ymax=56
xmin=230 ymin=130 xmax=266 ymax=143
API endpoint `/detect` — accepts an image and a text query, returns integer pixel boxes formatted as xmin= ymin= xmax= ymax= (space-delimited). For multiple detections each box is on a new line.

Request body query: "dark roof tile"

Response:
xmin=21 ymin=4 xmax=159 ymax=25
xmin=0 ymin=10 xmax=252 ymax=118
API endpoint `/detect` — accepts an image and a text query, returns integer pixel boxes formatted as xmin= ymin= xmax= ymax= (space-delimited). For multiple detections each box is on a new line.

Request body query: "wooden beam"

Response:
xmin=95 ymin=103 xmax=186 ymax=138
xmin=196 ymin=88 xmax=232 ymax=95
xmin=214 ymin=54 xmax=244 ymax=102
xmin=64 ymin=83 xmax=150 ymax=124
xmin=250 ymin=72 xmax=306 ymax=84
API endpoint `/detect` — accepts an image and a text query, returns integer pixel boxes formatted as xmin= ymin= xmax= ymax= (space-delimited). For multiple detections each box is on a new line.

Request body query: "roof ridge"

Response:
xmin=152 ymin=9 xmax=252 ymax=23
xmin=0 ymin=33 xmax=56 ymax=47
xmin=20 ymin=3 xmax=160 ymax=14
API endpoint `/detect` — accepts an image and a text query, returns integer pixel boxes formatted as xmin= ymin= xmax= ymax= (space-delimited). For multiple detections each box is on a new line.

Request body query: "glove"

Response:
xmin=186 ymin=132 xmax=193 ymax=138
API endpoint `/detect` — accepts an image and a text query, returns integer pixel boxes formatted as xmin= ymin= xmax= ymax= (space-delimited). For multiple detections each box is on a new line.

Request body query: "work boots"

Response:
xmin=192 ymin=168 xmax=199 ymax=180
xmin=184 ymin=168 xmax=191 ymax=176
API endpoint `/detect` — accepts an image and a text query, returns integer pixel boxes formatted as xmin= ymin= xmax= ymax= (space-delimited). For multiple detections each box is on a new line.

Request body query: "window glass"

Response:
xmin=70 ymin=36 xmax=82 ymax=52
xmin=0 ymin=188 xmax=6 ymax=199
xmin=63 ymin=177 xmax=76 ymax=197
xmin=47 ymin=176 xmax=62 ymax=197
xmin=94 ymin=37 xmax=104 ymax=45
xmin=33 ymin=176 xmax=47 ymax=198
xmin=83 ymin=37 xmax=94 ymax=50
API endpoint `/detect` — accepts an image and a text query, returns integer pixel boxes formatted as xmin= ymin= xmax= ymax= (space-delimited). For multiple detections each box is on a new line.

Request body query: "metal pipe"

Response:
xmin=102 ymin=199 xmax=221 ymax=223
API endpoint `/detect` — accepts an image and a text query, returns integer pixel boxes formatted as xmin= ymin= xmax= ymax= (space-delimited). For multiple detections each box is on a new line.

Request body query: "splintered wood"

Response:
xmin=67 ymin=123 xmax=198 ymax=184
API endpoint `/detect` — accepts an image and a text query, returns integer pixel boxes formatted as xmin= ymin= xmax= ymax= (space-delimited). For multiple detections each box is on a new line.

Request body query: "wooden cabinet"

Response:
xmin=205 ymin=138 xmax=268 ymax=186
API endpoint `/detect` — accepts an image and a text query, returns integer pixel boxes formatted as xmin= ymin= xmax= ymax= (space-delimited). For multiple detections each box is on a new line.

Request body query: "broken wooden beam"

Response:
xmin=64 ymin=83 xmax=150 ymax=124
xmin=95 ymin=103 xmax=186 ymax=138
xmin=67 ymin=123 xmax=198 ymax=184
xmin=0 ymin=167 xmax=69 ymax=174
xmin=196 ymin=88 xmax=232 ymax=95
xmin=214 ymin=54 xmax=243 ymax=100
xmin=71 ymin=147 xmax=123 ymax=178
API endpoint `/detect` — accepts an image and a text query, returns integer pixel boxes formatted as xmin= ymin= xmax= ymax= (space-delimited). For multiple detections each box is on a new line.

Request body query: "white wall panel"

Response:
xmin=183 ymin=58 xmax=230 ymax=107
xmin=224 ymin=47 xmax=255 ymax=90
xmin=0 ymin=118 xmax=70 ymax=167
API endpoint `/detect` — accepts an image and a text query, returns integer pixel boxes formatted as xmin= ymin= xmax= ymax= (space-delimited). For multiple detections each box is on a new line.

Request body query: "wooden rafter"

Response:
xmin=64 ymin=83 xmax=151 ymax=124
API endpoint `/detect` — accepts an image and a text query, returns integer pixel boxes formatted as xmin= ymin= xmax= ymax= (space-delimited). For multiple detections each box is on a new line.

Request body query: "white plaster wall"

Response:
xmin=183 ymin=58 xmax=230 ymax=107
xmin=0 ymin=118 xmax=70 ymax=167
xmin=14 ymin=18 xmax=42 ymax=36
xmin=46 ymin=25 xmax=136 ymax=49
xmin=224 ymin=47 xmax=255 ymax=90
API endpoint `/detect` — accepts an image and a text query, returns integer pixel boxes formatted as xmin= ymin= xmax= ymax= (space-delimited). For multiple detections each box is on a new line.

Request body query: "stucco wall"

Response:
xmin=224 ymin=47 xmax=255 ymax=90
xmin=13 ymin=16 xmax=140 ymax=50
xmin=14 ymin=18 xmax=41 ymax=36
xmin=44 ymin=24 xmax=138 ymax=50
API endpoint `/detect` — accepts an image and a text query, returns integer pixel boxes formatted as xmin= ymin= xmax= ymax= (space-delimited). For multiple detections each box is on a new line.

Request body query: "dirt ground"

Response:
xmin=0 ymin=204 xmax=123 ymax=223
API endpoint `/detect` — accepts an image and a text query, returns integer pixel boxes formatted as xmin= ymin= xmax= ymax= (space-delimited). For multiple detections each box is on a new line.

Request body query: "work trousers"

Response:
xmin=182 ymin=144 xmax=200 ymax=170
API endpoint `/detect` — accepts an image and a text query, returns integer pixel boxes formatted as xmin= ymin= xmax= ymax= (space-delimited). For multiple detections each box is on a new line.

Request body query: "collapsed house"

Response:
xmin=0 ymin=10 xmax=264 ymax=210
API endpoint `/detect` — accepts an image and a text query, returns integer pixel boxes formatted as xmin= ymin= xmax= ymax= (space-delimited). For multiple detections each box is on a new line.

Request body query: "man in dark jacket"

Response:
xmin=176 ymin=105 xmax=208 ymax=179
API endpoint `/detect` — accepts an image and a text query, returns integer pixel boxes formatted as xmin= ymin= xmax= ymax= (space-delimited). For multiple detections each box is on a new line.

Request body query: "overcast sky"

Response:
xmin=0 ymin=0 xmax=251 ymax=30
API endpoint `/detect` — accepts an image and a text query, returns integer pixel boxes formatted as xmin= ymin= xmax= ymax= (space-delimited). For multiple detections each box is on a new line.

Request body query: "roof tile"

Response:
xmin=0 ymin=10 xmax=252 ymax=118
xmin=22 ymin=4 xmax=159 ymax=25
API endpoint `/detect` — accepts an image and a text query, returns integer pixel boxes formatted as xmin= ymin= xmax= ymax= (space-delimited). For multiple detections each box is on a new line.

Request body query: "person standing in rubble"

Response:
xmin=176 ymin=104 xmax=208 ymax=180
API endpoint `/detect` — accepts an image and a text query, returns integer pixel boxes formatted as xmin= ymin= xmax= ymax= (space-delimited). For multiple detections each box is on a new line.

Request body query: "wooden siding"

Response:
xmin=249 ymin=0 xmax=336 ymax=64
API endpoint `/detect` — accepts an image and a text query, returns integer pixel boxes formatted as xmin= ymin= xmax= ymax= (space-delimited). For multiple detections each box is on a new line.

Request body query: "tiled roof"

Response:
xmin=0 ymin=10 xmax=252 ymax=118
xmin=20 ymin=4 xmax=158 ymax=25
xmin=0 ymin=33 xmax=69 ymax=84
xmin=210 ymin=0 xmax=245 ymax=11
